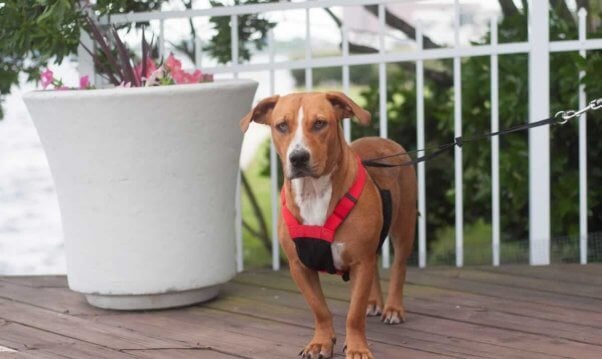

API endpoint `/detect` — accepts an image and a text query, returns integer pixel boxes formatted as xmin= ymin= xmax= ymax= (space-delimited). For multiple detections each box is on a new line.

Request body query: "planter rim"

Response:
xmin=23 ymin=78 xmax=257 ymax=100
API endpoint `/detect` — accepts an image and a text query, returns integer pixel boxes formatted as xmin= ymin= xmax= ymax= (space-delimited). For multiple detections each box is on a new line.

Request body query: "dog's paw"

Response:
xmin=380 ymin=306 xmax=406 ymax=325
xmin=343 ymin=343 xmax=374 ymax=359
xmin=365 ymin=302 xmax=382 ymax=317
xmin=299 ymin=337 xmax=336 ymax=359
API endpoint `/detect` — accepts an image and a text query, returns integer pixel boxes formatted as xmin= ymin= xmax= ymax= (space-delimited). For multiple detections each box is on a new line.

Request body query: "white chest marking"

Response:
xmin=291 ymin=174 xmax=332 ymax=226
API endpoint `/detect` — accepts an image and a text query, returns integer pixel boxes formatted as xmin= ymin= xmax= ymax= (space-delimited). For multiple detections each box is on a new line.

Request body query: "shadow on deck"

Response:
xmin=0 ymin=264 xmax=601 ymax=358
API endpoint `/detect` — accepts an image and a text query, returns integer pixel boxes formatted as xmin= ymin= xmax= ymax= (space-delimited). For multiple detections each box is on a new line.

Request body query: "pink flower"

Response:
xmin=171 ymin=69 xmax=186 ymax=84
xmin=134 ymin=58 xmax=157 ymax=79
xmin=187 ymin=69 xmax=202 ymax=83
xmin=79 ymin=75 xmax=90 ymax=89
xmin=145 ymin=66 xmax=165 ymax=87
xmin=171 ymin=69 xmax=203 ymax=84
xmin=165 ymin=53 xmax=182 ymax=73
xmin=40 ymin=69 xmax=54 ymax=89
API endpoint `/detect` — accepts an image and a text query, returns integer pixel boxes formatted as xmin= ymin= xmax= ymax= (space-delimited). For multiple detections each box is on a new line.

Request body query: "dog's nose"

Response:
xmin=289 ymin=150 xmax=310 ymax=167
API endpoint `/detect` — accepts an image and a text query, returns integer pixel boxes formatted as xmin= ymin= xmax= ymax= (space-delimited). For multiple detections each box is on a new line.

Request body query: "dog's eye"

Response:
xmin=313 ymin=119 xmax=327 ymax=131
xmin=275 ymin=122 xmax=289 ymax=133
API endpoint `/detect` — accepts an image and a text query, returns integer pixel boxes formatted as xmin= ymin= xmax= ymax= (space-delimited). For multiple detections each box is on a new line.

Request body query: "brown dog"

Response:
xmin=240 ymin=92 xmax=417 ymax=359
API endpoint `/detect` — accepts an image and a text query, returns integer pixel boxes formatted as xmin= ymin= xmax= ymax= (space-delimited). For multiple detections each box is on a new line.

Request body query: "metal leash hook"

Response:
xmin=555 ymin=97 xmax=602 ymax=125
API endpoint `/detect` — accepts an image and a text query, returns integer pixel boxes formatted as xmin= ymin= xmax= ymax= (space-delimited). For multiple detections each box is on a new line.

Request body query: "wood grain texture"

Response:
xmin=0 ymin=264 xmax=600 ymax=358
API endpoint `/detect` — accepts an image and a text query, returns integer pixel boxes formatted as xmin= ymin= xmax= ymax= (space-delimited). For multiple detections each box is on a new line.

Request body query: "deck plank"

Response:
xmin=416 ymin=267 xmax=602 ymax=299
xmin=0 ymin=265 xmax=601 ymax=358
xmin=0 ymin=280 xmax=110 ymax=316
xmin=0 ymin=275 xmax=68 ymax=288
xmin=476 ymin=264 xmax=602 ymax=286
xmin=404 ymin=269 xmax=602 ymax=313
xmin=0 ymin=322 xmax=133 ymax=359
xmin=0 ymin=298 xmax=189 ymax=350
xmin=121 ymin=349 xmax=243 ymax=359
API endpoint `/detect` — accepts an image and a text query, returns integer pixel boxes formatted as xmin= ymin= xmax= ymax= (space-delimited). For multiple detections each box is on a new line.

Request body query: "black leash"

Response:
xmin=362 ymin=98 xmax=602 ymax=168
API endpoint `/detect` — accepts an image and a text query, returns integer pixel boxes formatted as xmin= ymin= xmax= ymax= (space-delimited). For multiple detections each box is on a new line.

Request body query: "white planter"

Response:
xmin=23 ymin=80 xmax=257 ymax=310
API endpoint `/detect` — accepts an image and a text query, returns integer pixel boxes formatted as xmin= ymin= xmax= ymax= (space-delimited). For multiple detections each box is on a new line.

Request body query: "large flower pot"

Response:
xmin=23 ymin=80 xmax=258 ymax=310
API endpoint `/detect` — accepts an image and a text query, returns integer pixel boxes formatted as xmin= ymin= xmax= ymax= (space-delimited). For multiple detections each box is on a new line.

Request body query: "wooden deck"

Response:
xmin=0 ymin=264 xmax=601 ymax=358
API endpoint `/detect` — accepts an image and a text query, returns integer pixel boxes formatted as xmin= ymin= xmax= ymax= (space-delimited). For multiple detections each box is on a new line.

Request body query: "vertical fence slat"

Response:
xmin=159 ymin=19 xmax=166 ymax=58
xmin=578 ymin=8 xmax=588 ymax=265
xmin=195 ymin=37 xmax=203 ymax=68
xmin=342 ymin=21 xmax=351 ymax=142
xmin=231 ymin=15 xmax=239 ymax=79
xmin=378 ymin=4 xmax=390 ymax=269
xmin=416 ymin=22 xmax=427 ymax=268
xmin=232 ymin=13 xmax=242 ymax=272
xmin=305 ymin=8 xmax=313 ymax=90
xmin=454 ymin=0 xmax=464 ymax=267
xmin=268 ymin=29 xmax=281 ymax=271
xmin=491 ymin=17 xmax=501 ymax=267
xmin=528 ymin=0 xmax=551 ymax=265
xmin=236 ymin=171 xmax=243 ymax=272
xmin=78 ymin=28 xmax=96 ymax=85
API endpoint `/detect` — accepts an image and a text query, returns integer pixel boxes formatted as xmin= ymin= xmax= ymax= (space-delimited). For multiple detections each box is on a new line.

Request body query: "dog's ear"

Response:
xmin=326 ymin=91 xmax=371 ymax=126
xmin=240 ymin=95 xmax=280 ymax=133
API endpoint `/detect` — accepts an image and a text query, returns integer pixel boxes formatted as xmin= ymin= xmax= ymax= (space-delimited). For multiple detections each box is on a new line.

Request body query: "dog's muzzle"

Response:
xmin=288 ymin=149 xmax=312 ymax=178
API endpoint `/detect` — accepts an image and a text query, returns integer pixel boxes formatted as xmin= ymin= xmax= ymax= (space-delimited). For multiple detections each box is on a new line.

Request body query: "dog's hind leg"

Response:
xmin=382 ymin=183 xmax=417 ymax=324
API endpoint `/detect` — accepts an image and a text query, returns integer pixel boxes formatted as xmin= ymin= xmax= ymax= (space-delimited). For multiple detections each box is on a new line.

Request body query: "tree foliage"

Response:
xmin=204 ymin=0 xmax=276 ymax=64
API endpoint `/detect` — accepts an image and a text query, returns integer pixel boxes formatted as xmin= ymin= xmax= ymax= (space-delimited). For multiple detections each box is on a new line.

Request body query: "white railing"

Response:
xmin=84 ymin=0 xmax=601 ymax=270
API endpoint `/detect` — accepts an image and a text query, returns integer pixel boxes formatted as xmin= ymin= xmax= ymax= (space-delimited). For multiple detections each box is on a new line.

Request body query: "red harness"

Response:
xmin=281 ymin=156 xmax=367 ymax=280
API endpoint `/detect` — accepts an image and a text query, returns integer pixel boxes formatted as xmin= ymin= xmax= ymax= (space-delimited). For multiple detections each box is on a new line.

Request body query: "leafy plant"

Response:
xmin=0 ymin=0 xmax=82 ymax=118
xmin=0 ymin=0 xmax=275 ymax=119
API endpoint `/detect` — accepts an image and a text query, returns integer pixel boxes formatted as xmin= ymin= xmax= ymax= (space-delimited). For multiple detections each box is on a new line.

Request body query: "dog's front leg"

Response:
xmin=289 ymin=259 xmax=336 ymax=358
xmin=345 ymin=258 xmax=376 ymax=359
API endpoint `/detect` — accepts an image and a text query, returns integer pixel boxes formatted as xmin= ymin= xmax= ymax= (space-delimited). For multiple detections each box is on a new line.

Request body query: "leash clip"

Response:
xmin=591 ymin=98 xmax=602 ymax=111
xmin=554 ymin=111 xmax=571 ymax=125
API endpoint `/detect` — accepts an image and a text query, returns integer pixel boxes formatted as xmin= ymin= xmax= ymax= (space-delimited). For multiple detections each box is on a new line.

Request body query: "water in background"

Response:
xmin=0 ymin=82 xmax=69 ymax=275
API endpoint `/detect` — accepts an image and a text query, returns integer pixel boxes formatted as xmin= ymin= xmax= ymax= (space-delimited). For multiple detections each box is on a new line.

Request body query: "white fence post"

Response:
xmin=490 ymin=17 xmax=500 ymax=266
xmin=305 ymin=8 xmax=313 ymax=90
xmin=578 ymin=8 xmax=588 ymax=265
xmin=231 ymin=15 xmax=239 ymax=79
xmin=78 ymin=30 xmax=96 ymax=84
xmin=268 ymin=29 xmax=281 ymax=271
xmin=342 ymin=21 xmax=351 ymax=142
xmin=528 ymin=0 xmax=551 ymax=265
xmin=159 ymin=19 xmax=165 ymax=58
xmin=453 ymin=0 xmax=464 ymax=268
xmin=77 ymin=2 xmax=95 ymax=84
xmin=378 ymin=4 xmax=390 ymax=269
xmin=416 ymin=22 xmax=427 ymax=269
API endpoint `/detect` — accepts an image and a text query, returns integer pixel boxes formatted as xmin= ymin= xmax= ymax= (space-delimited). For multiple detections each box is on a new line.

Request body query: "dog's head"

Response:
xmin=240 ymin=92 xmax=371 ymax=179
